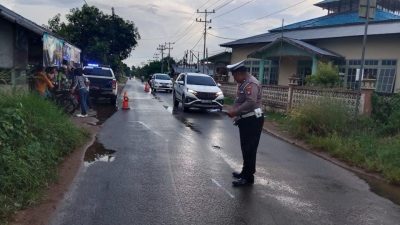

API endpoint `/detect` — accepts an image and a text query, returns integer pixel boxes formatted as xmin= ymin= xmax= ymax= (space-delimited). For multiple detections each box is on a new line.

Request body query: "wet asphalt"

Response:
xmin=49 ymin=79 xmax=400 ymax=225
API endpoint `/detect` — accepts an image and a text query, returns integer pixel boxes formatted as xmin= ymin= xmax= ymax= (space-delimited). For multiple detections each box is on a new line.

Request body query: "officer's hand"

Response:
xmin=227 ymin=109 xmax=236 ymax=118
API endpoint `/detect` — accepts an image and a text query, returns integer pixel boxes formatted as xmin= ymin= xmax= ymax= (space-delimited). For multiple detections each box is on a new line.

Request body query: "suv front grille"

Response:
xmin=196 ymin=92 xmax=216 ymax=100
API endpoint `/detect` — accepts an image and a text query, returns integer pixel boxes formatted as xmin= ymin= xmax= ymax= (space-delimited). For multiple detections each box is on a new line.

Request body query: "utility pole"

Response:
xmin=165 ymin=42 xmax=175 ymax=73
xmin=355 ymin=0 xmax=376 ymax=116
xmin=157 ymin=44 xmax=166 ymax=73
xmin=153 ymin=53 xmax=160 ymax=61
xmin=196 ymin=9 xmax=215 ymax=73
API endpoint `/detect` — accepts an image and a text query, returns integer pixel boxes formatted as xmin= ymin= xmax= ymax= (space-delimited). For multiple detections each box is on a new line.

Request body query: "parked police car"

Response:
xmin=83 ymin=64 xmax=117 ymax=105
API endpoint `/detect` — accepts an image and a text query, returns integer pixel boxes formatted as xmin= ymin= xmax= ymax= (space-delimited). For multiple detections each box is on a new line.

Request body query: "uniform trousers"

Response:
xmin=237 ymin=115 xmax=264 ymax=181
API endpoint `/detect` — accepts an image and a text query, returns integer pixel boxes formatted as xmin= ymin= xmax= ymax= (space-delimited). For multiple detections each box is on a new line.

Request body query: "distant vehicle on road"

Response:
xmin=173 ymin=73 xmax=224 ymax=112
xmin=150 ymin=73 xmax=173 ymax=92
xmin=83 ymin=64 xmax=118 ymax=105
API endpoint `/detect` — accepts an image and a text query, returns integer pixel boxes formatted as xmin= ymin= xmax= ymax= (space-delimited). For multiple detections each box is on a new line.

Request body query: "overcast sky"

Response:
xmin=2 ymin=0 xmax=326 ymax=67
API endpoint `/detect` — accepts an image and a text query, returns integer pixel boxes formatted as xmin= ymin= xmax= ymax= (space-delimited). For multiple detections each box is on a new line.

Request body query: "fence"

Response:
xmin=0 ymin=68 xmax=31 ymax=92
xmin=220 ymin=82 xmax=368 ymax=114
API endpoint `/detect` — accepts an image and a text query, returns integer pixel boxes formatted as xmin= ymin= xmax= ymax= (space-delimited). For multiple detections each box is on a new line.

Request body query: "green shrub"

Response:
xmin=306 ymin=62 xmax=341 ymax=87
xmin=287 ymin=98 xmax=352 ymax=137
xmin=283 ymin=96 xmax=400 ymax=184
xmin=372 ymin=93 xmax=400 ymax=135
xmin=0 ymin=92 xmax=87 ymax=223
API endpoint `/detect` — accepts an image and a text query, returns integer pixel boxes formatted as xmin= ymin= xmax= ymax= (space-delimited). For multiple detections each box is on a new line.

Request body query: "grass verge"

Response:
xmin=272 ymin=98 xmax=400 ymax=184
xmin=0 ymin=92 xmax=88 ymax=224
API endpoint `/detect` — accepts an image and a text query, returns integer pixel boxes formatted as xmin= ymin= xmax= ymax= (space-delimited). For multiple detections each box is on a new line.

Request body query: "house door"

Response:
xmin=297 ymin=60 xmax=312 ymax=86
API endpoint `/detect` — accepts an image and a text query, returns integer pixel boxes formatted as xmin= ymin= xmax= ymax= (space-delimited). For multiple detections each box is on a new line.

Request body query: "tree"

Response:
xmin=48 ymin=5 xmax=140 ymax=77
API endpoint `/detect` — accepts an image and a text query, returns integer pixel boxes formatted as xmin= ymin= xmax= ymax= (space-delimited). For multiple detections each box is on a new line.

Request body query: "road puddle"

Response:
xmin=356 ymin=173 xmax=400 ymax=206
xmin=84 ymin=141 xmax=116 ymax=167
xmin=176 ymin=117 xmax=202 ymax=133
xmin=93 ymin=102 xmax=117 ymax=125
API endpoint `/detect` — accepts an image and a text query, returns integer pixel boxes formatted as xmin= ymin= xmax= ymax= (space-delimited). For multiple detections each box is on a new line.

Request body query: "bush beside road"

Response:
xmin=0 ymin=92 xmax=88 ymax=224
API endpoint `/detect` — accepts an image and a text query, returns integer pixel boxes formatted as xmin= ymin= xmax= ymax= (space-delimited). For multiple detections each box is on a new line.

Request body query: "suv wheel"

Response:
xmin=110 ymin=96 xmax=117 ymax=105
xmin=182 ymin=95 xmax=189 ymax=112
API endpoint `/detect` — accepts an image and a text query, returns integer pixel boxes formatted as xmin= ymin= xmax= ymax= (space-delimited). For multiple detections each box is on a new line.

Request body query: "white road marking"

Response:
xmin=211 ymin=178 xmax=235 ymax=199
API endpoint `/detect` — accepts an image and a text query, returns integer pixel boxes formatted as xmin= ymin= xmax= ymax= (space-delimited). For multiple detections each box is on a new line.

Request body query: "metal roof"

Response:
xmin=202 ymin=51 xmax=232 ymax=62
xmin=0 ymin=4 xmax=49 ymax=35
xmin=0 ymin=4 xmax=80 ymax=51
xmin=270 ymin=9 xmax=400 ymax=32
xmin=248 ymin=37 xmax=343 ymax=59
xmin=220 ymin=20 xmax=400 ymax=47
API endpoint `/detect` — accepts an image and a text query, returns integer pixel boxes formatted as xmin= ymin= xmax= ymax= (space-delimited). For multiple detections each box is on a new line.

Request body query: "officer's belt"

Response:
xmin=238 ymin=111 xmax=256 ymax=119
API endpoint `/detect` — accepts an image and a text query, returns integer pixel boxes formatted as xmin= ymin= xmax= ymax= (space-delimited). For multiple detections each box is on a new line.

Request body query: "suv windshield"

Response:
xmin=186 ymin=75 xmax=216 ymax=86
xmin=83 ymin=68 xmax=113 ymax=77
xmin=155 ymin=74 xmax=171 ymax=80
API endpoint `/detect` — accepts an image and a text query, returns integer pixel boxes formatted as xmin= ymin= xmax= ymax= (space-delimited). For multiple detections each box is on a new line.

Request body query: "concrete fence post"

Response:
xmin=287 ymin=74 xmax=300 ymax=112
xmin=359 ymin=78 xmax=376 ymax=116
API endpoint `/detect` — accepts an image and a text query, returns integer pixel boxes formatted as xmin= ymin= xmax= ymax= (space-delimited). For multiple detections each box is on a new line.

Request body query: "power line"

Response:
xmin=207 ymin=32 xmax=240 ymax=40
xmin=214 ymin=0 xmax=234 ymax=11
xmin=213 ymin=0 xmax=256 ymax=19
xmin=174 ymin=20 xmax=197 ymax=43
xmin=197 ymin=0 xmax=214 ymax=10
xmin=213 ymin=0 xmax=307 ymax=29
xmin=190 ymin=34 xmax=204 ymax=50
xmin=206 ymin=0 xmax=225 ymax=9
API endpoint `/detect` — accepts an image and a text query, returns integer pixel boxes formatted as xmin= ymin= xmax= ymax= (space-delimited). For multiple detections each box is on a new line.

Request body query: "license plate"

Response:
xmin=201 ymin=100 xmax=213 ymax=103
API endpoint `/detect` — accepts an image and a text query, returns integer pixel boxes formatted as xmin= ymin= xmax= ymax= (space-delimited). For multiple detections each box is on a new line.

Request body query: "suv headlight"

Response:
xmin=188 ymin=89 xmax=197 ymax=95
xmin=215 ymin=91 xmax=223 ymax=96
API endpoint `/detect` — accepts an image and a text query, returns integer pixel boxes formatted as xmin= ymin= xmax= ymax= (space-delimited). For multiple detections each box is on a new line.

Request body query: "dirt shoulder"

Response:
xmin=9 ymin=82 xmax=126 ymax=225
xmin=10 ymin=117 xmax=100 ymax=225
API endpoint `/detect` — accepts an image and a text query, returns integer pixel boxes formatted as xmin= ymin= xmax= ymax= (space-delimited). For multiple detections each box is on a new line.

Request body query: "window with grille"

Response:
xmin=343 ymin=59 xmax=397 ymax=93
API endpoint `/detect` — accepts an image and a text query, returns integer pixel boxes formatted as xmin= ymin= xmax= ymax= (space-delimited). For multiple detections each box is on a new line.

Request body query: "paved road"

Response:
xmin=50 ymin=79 xmax=400 ymax=225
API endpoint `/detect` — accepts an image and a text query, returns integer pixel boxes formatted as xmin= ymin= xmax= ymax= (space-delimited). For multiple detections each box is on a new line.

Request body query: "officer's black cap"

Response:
xmin=227 ymin=60 xmax=247 ymax=74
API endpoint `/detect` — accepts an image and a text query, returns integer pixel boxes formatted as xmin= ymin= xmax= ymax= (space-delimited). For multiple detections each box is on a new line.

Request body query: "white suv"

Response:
xmin=173 ymin=73 xmax=224 ymax=112
xmin=150 ymin=73 xmax=173 ymax=92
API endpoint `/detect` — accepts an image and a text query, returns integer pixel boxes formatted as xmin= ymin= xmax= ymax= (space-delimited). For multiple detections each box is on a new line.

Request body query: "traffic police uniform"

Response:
xmin=227 ymin=60 xmax=264 ymax=186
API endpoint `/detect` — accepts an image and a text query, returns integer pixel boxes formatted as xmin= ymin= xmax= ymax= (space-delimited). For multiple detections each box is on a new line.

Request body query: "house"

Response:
xmin=202 ymin=51 xmax=232 ymax=82
xmin=0 ymin=4 xmax=80 ymax=89
xmin=220 ymin=0 xmax=400 ymax=93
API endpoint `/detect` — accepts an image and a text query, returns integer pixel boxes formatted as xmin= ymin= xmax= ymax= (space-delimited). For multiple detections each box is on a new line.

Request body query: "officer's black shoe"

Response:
xmin=232 ymin=178 xmax=254 ymax=187
xmin=232 ymin=171 xmax=242 ymax=179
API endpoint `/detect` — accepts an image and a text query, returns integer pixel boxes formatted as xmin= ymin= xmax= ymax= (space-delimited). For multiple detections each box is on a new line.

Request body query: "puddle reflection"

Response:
xmin=84 ymin=141 xmax=116 ymax=167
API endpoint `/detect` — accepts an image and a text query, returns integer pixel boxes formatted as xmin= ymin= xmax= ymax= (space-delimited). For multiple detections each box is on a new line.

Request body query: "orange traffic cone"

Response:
xmin=122 ymin=92 xmax=130 ymax=110
xmin=144 ymin=83 xmax=150 ymax=92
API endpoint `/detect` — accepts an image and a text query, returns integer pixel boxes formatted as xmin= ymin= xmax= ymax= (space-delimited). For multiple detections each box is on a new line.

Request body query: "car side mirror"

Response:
xmin=217 ymin=83 xmax=221 ymax=87
xmin=177 ymin=81 xmax=184 ymax=85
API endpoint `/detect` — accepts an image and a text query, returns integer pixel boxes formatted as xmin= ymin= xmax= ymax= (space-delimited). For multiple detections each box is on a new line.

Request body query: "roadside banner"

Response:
xmin=71 ymin=47 xmax=81 ymax=65
xmin=43 ymin=33 xmax=63 ymax=67
xmin=63 ymin=42 xmax=73 ymax=62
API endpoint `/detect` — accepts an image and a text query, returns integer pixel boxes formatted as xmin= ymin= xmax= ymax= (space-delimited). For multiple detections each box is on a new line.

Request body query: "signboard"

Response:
xmin=43 ymin=33 xmax=63 ymax=67
xmin=359 ymin=0 xmax=377 ymax=19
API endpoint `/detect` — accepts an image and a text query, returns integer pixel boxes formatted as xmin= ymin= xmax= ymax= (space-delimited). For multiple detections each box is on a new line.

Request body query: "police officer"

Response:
xmin=226 ymin=60 xmax=264 ymax=187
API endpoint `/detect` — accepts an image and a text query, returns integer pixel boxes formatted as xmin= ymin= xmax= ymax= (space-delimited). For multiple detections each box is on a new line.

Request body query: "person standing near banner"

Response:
xmin=71 ymin=68 xmax=89 ymax=118
xmin=226 ymin=60 xmax=264 ymax=187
